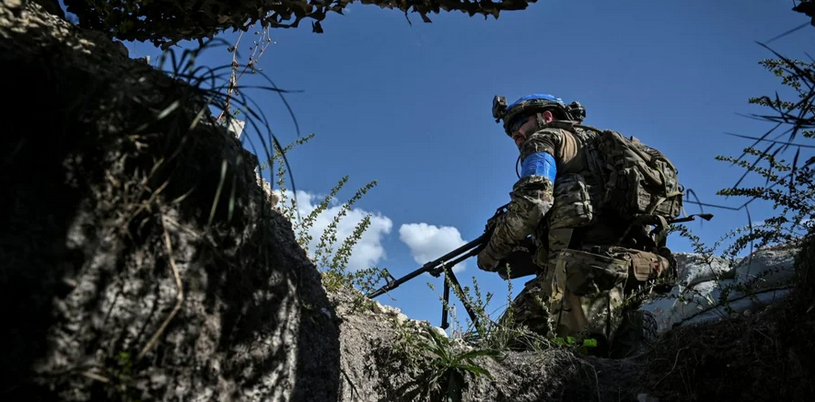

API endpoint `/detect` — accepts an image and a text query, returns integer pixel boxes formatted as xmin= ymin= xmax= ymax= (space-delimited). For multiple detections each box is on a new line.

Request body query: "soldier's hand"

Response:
xmin=477 ymin=248 xmax=500 ymax=272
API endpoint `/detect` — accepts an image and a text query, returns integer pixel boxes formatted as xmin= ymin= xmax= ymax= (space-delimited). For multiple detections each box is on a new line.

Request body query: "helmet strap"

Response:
xmin=535 ymin=112 xmax=548 ymax=131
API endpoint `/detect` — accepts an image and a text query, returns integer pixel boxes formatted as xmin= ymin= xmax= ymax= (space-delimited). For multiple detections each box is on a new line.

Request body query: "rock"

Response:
xmin=112 ymin=40 xmax=128 ymax=57
xmin=394 ymin=312 xmax=409 ymax=324
xmin=371 ymin=300 xmax=388 ymax=314
xmin=254 ymin=169 xmax=279 ymax=209
xmin=226 ymin=118 xmax=245 ymax=139
xmin=321 ymin=307 xmax=333 ymax=319
xmin=31 ymin=0 xmax=64 ymax=19
xmin=382 ymin=305 xmax=402 ymax=316
xmin=1 ymin=2 xmax=339 ymax=400
xmin=430 ymin=326 xmax=448 ymax=338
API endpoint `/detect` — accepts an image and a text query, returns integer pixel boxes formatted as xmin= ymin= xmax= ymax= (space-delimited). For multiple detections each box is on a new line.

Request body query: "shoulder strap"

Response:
xmin=544 ymin=120 xmax=606 ymax=135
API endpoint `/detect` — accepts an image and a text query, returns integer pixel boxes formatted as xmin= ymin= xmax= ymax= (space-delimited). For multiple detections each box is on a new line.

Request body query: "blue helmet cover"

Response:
xmin=501 ymin=93 xmax=567 ymax=135
xmin=506 ymin=94 xmax=565 ymax=113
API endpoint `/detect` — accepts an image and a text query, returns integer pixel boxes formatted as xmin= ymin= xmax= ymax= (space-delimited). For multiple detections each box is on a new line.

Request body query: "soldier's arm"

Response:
xmin=483 ymin=131 xmax=559 ymax=262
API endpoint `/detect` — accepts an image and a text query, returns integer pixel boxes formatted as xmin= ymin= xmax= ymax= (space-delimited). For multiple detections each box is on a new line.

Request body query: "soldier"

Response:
xmin=476 ymin=94 xmax=682 ymax=357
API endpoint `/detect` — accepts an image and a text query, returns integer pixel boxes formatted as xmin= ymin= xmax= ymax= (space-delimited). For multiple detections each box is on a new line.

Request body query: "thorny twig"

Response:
xmin=136 ymin=216 xmax=185 ymax=362
xmin=652 ymin=347 xmax=689 ymax=389
xmin=216 ymin=27 xmax=276 ymax=123
xmin=591 ymin=365 xmax=601 ymax=402
xmin=752 ymin=327 xmax=775 ymax=346
xmin=81 ymin=371 xmax=111 ymax=383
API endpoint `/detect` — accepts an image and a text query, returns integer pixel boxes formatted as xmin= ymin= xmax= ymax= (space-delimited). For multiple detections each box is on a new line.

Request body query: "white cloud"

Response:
xmin=398 ymin=223 xmax=469 ymax=273
xmin=274 ymin=189 xmax=393 ymax=271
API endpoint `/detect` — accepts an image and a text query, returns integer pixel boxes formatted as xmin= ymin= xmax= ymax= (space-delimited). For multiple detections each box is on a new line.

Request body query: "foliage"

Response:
xmin=417 ymin=326 xmax=499 ymax=402
xmin=215 ymin=27 xmax=278 ymax=126
xmin=793 ymin=0 xmax=815 ymax=23
xmin=718 ymin=55 xmax=814 ymax=248
xmin=261 ymin=133 xmax=387 ymax=300
xmin=143 ymin=4 xmax=387 ymax=322
xmin=642 ymin=48 xmax=815 ymax=397
xmin=391 ymin=322 xmax=500 ymax=402
xmin=657 ymin=52 xmax=815 ymax=323
xmin=725 ymin=54 xmax=814 ymax=192
xmin=716 ymin=149 xmax=814 ymax=245
xmin=122 ymin=36 xmax=306 ymax=215
xmin=436 ymin=264 xmax=555 ymax=355
xmin=63 ymin=0 xmax=539 ymax=48
xmin=551 ymin=336 xmax=597 ymax=355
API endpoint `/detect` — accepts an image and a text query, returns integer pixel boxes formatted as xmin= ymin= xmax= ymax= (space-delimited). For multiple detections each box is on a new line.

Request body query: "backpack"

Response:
xmin=550 ymin=122 xmax=685 ymax=221
xmin=595 ymin=128 xmax=684 ymax=221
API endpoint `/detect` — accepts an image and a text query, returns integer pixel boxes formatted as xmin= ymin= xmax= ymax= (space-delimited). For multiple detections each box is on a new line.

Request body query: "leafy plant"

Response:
xmin=551 ymin=336 xmax=598 ymax=356
xmin=437 ymin=263 xmax=554 ymax=354
xmin=423 ymin=326 xmax=499 ymax=402
xmin=716 ymin=54 xmax=814 ymax=251
xmin=400 ymin=326 xmax=500 ymax=402
xmin=64 ymin=0 xmax=539 ymax=48
xmin=654 ymin=52 xmax=815 ymax=324
xmin=260 ymin=133 xmax=387 ymax=300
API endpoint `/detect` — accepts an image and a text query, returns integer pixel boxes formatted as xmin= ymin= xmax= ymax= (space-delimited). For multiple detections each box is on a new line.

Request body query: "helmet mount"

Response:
xmin=492 ymin=94 xmax=587 ymax=135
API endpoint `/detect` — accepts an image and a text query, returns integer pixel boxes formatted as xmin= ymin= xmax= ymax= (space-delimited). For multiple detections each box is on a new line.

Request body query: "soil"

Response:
xmin=639 ymin=235 xmax=815 ymax=402
xmin=2 ymin=2 xmax=813 ymax=401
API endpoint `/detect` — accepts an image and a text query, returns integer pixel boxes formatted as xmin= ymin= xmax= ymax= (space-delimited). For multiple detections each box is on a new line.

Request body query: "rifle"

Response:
xmin=367 ymin=201 xmax=714 ymax=330
xmin=367 ymin=203 xmax=509 ymax=330
xmin=616 ymin=212 xmax=715 ymax=251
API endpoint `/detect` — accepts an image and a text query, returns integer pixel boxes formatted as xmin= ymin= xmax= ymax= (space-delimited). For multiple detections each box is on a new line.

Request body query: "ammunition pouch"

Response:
xmin=548 ymin=173 xmax=595 ymax=230
xmin=628 ymin=249 xmax=670 ymax=282
xmin=557 ymin=248 xmax=629 ymax=297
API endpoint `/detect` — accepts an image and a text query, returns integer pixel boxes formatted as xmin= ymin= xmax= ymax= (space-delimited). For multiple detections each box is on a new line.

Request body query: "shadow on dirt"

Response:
xmin=0 ymin=3 xmax=340 ymax=400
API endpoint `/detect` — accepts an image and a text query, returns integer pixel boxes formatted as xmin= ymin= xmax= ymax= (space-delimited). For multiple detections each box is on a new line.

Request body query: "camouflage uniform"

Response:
xmin=485 ymin=122 xmax=671 ymax=351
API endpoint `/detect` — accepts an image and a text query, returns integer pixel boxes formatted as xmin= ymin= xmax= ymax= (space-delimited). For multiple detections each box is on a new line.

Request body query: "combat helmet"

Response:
xmin=492 ymin=94 xmax=586 ymax=136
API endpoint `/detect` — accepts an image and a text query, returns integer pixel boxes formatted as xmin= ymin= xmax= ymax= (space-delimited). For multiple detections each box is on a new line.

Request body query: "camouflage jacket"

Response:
xmin=483 ymin=123 xmax=621 ymax=263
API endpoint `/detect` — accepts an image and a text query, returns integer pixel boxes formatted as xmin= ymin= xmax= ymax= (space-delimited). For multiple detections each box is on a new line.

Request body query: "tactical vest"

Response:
xmin=532 ymin=121 xmax=684 ymax=270
xmin=546 ymin=121 xmax=685 ymax=223
xmin=532 ymin=172 xmax=597 ymax=266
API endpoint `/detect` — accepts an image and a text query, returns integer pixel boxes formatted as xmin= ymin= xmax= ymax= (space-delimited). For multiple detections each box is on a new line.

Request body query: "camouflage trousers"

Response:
xmin=548 ymin=246 xmax=671 ymax=346
xmin=498 ymin=245 xmax=670 ymax=348
xmin=547 ymin=247 xmax=628 ymax=344
xmin=498 ymin=266 xmax=556 ymax=336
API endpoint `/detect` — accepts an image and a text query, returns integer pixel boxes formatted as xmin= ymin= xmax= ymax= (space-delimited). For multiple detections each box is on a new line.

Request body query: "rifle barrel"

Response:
xmin=366 ymin=233 xmax=488 ymax=298
xmin=432 ymin=234 xmax=488 ymax=269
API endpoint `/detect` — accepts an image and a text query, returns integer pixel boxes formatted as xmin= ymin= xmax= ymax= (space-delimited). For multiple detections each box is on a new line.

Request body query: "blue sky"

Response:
xmin=68 ymin=1 xmax=814 ymax=330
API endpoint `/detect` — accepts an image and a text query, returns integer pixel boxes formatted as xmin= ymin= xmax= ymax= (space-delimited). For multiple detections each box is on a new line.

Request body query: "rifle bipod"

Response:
xmin=367 ymin=234 xmax=488 ymax=331
xmin=366 ymin=203 xmax=509 ymax=334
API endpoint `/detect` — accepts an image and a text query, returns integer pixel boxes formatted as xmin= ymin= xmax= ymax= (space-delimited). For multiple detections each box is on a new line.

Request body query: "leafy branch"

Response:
xmin=64 ymin=0 xmax=540 ymax=48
